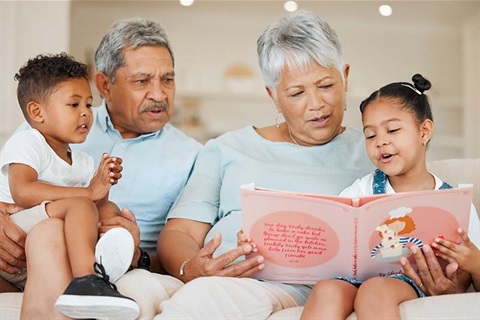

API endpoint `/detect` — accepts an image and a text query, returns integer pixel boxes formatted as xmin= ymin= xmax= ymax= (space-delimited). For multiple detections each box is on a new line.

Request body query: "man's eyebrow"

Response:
xmin=162 ymin=71 xmax=175 ymax=77
xmin=129 ymin=72 xmax=152 ymax=78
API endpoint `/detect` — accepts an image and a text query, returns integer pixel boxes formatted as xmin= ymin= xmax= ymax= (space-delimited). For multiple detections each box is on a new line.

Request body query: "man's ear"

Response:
xmin=343 ymin=64 xmax=350 ymax=94
xmin=95 ymin=72 xmax=112 ymax=101
xmin=26 ymin=101 xmax=44 ymax=123
xmin=420 ymin=119 xmax=434 ymax=145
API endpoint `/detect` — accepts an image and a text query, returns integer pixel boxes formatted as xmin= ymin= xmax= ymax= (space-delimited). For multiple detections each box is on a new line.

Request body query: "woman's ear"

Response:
xmin=266 ymin=86 xmax=281 ymax=112
xmin=94 ymin=72 xmax=112 ymax=101
xmin=420 ymin=119 xmax=434 ymax=145
xmin=26 ymin=101 xmax=44 ymax=123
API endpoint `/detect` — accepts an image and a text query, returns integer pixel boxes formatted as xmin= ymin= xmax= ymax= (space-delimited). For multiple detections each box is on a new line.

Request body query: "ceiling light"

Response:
xmin=180 ymin=0 xmax=194 ymax=6
xmin=284 ymin=1 xmax=298 ymax=12
xmin=379 ymin=4 xmax=393 ymax=17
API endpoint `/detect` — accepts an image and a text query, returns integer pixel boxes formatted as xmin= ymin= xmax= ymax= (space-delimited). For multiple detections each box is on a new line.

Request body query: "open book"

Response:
xmin=241 ymin=184 xmax=473 ymax=284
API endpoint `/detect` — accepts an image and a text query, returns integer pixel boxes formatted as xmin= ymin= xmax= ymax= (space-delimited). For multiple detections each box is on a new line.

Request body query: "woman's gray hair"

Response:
xmin=95 ymin=17 xmax=174 ymax=83
xmin=257 ymin=11 xmax=345 ymax=94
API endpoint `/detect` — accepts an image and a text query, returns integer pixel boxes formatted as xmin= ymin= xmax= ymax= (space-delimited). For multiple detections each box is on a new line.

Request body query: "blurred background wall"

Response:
xmin=1 ymin=0 xmax=479 ymax=161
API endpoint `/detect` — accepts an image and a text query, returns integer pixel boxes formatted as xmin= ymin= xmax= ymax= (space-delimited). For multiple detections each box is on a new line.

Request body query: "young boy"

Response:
xmin=0 ymin=53 xmax=139 ymax=319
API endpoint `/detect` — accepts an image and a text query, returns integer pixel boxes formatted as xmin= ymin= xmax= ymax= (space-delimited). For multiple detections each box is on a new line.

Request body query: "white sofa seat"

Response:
xmin=0 ymin=158 xmax=478 ymax=319
xmin=268 ymin=292 xmax=480 ymax=320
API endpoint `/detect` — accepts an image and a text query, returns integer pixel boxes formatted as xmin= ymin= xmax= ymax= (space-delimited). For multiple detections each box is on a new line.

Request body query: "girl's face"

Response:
xmin=362 ymin=99 xmax=432 ymax=178
xmin=269 ymin=62 xmax=349 ymax=146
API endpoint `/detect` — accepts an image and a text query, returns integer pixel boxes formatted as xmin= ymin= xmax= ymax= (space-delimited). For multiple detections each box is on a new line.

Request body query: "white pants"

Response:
xmin=154 ymin=276 xmax=299 ymax=319
xmin=116 ymin=269 xmax=183 ymax=320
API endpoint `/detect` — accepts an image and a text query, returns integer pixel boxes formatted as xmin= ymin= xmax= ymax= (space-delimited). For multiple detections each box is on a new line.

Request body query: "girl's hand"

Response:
xmin=88 ymin=154 xmax=123 ymax=201
xmin=237 ymin=229 xmax=257 ymax=253
xmin=432 ymin=228 xmax=480 ymax=275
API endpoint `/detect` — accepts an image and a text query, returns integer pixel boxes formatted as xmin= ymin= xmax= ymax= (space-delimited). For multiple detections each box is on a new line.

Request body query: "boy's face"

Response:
xmin=36 ymin=77 xmax=93 ymax=146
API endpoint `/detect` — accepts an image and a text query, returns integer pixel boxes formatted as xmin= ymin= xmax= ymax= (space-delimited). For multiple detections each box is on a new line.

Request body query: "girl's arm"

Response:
xmin=432 ymin=228 xmax=480 ymax=292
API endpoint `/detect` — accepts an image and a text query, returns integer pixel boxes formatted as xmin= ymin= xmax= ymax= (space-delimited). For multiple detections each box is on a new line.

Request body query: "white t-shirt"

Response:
xmin=340 ymin=171 xmax=480 ymax=247
xmin=0 ymin=129 xmax=94 ymax=203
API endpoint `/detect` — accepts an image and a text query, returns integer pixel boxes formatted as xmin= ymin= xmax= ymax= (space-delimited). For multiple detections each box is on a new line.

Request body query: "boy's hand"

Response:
xmin=237 ymin=229 xmax=257 ymax=253
xmin=88 ymin=154 xmax=123 ymax=201
xmin=432 ymin=228 xmax=480 ymax=275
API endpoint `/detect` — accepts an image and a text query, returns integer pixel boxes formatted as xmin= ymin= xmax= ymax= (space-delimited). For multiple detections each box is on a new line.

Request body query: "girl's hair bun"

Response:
xmin=412 ymin=73 xmax=431 ymax=93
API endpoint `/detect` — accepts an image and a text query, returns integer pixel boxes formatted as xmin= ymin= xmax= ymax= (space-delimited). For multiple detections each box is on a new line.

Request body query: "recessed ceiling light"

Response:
xmin=379 ymin=4 xmax=393 ymax=17
xmin=284 ymin=1 xmax=298 ymax=12
xmin=180 ymin=0 xmax=194 ymax=7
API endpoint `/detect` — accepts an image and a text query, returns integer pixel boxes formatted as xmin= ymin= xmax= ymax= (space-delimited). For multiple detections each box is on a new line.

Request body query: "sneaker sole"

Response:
xmin=55 ymin=294 xmax=139 ymax=319
xmin=95 ymin=227 xmax=134 ymax=283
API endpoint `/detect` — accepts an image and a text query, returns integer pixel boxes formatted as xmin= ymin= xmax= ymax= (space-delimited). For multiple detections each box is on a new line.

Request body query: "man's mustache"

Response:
xmin=140 ymin=102 xmax=168 ymax=112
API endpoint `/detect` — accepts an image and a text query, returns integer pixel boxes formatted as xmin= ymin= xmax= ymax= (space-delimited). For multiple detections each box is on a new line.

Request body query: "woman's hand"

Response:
xmin=400 ymin=244 xmax=470 ymax=295
xmin=236 ymin=229 xmax=257 ymax=253
xmin=181 ymin=233 xmax=265 ymax=283
xmin=0 ymin=202 xmax=26 ymax=274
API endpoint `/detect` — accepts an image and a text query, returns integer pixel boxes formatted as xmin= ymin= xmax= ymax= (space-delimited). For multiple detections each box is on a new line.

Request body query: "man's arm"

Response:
xmin=0 ymin=202 xmax=26 ymax=276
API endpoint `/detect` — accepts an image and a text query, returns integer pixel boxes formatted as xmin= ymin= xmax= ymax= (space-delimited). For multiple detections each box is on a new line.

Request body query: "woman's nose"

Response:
xmin=308 ymin=93 xmax=324 ymax=111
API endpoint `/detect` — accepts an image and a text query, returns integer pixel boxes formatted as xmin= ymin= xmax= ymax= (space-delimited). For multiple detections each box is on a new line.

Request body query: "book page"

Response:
xmin=355 ymin=187 xmax=473 ymax=281
xmin=242 ymin=187 xmax=355 ymax=284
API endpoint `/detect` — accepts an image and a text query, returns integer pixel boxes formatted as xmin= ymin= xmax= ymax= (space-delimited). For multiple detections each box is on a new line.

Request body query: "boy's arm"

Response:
xmin=9 ymin=155 xmax=122 ymax=208
xmin=9 ymin=163 xmax=102 ymax=208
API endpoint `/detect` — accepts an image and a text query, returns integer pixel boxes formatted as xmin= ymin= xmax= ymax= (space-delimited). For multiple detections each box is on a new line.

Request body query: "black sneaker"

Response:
xmin=55 ymin=263 xmax=140 ymax=319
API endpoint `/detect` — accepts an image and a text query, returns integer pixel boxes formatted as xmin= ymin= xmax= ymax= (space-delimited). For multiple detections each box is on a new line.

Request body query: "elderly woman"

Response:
xmin=154 ymin=11 xmax=374 ymax=319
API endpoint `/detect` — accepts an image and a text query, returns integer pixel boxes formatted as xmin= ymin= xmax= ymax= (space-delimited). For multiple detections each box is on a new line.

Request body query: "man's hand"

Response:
xmin=181 ymin=233 xmax=265 ymax=283
xmin=98 ymin=207 xmax=140 ymax=248
xmin=401 ymin=244 xmax=470 ymax=296
xmin=0 ymin=203 xmax=26 ymax=274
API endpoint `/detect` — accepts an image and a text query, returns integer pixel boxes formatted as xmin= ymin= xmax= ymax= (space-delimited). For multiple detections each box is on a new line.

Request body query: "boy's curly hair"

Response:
xmin=15 ymin=52 xmax=88 ymax=119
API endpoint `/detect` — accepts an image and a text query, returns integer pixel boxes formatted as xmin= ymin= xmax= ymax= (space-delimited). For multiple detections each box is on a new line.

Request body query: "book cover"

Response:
xmin=241 ymin=184 xmax=473 ymax=284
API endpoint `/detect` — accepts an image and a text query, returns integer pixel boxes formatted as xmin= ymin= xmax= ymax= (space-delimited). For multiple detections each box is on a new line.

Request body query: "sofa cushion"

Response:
xmin=427 ymin=158 xmax=479 ymax=210
xmin=0 ymin=292 xmax=22 ymax=319
xmin=267 ymin=292 xmax=480 ymax=319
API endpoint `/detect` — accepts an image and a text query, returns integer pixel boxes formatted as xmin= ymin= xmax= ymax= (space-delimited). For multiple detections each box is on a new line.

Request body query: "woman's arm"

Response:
xmin=158 ymin=218 xmax=264 ymax=283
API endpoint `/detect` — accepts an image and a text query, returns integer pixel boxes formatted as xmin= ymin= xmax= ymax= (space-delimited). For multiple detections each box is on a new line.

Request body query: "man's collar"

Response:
xmin=97 ymin=100 xmax=165 ymax=140
xmin=97 ymin=100 xmax=111 ymax=133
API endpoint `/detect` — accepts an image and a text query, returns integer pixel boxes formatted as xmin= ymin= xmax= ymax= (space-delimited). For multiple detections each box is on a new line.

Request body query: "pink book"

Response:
xmin=241 ymin=184 xmax=473 ymax=284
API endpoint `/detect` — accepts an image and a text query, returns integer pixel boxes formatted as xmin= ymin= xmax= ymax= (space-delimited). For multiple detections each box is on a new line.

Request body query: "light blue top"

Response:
xmin=167 ymin=125 xmax=374 ymax=304
xmin=74 ymin=102 xmax=202 ymax=253
xmin=18 ymin=101 xmax=202 ymax=253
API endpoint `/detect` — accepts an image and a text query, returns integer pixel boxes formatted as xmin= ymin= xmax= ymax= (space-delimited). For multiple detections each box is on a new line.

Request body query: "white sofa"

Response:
xmin=1 ymin=158 xmax=479 ymax=319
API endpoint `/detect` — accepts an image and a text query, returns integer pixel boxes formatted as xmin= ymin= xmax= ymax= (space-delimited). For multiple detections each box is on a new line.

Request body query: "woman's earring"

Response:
xmin=275 ymin=112 xmax=284 ymax=128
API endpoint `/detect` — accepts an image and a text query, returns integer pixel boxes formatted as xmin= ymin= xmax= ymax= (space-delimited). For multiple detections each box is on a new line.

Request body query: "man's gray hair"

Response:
xmin=95 ymin=17 xmax=173 ymax=83
xmin=257 ymin=11 xmax=345 ymax=94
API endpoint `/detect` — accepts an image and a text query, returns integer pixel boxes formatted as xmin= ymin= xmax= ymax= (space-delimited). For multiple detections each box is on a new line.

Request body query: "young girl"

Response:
xmin=299 ymin=74 xmax=480 ymax=319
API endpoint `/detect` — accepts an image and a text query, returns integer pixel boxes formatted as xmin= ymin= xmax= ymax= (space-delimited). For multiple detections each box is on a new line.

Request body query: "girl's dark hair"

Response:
xmin=359 ymin=74 xmax=433 ymax=123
